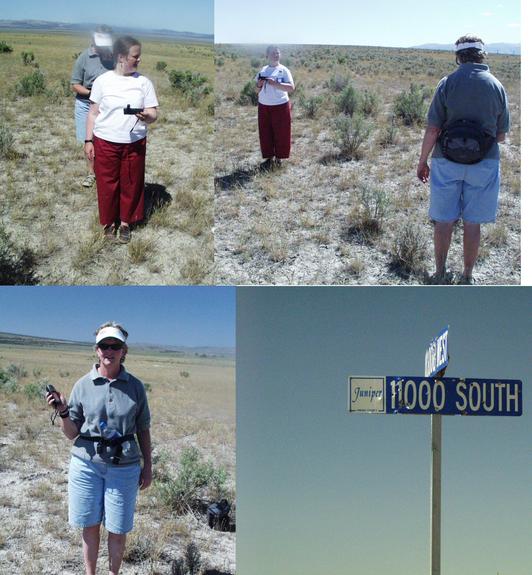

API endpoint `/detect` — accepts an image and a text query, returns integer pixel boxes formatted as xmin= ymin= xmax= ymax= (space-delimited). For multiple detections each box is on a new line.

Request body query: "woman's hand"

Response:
xmin=84 ymin=142 xmax=95 ymax=162
xmin=46 ymin=390 xmax=68 ymax=412
xmin=136 ymin=108 xmax=157 ymax=124
xmin=139 ymin=464 xmax=152 ymax=490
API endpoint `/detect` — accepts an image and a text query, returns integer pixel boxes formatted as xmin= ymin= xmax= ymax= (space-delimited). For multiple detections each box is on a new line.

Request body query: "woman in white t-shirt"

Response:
xmin=255 ymin=46 xmax=295 ymax=168
xmin=85 ymin=36 xmax=158 ymax=243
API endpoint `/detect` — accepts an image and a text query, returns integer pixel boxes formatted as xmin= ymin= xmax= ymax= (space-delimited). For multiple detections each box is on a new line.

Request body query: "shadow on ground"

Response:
xmin=215 ymin=166 xmax=259 ymax=190
xmin=144 ymin=182 xmax=172 ymax=220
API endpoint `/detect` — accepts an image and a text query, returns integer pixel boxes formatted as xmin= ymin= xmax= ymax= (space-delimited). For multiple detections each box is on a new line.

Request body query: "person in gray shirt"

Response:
xmin=46 ymin=321 xmax=151 ymax=575
xmin=417 ymin=35 xmax=510 ymax=284
xmin=71 ymin=26 xmax=114 ymax=188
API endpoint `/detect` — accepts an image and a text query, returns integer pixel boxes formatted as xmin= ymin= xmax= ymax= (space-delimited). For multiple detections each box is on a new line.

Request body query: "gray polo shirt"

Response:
xmin=68 ymin=364 xmax=151 ymax=465
xmin=70 ymin=47 xmax=114 ymax=100
xmin=427 ymin=63 xmax=510 ymax=160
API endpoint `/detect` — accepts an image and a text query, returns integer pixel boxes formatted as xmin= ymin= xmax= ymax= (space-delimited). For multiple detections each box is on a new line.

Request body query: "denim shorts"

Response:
xmin=68 ymin=455 xmax=141 ymax=534
xmin=74 ymin=98 xmax=91 ymax=143
xmin=429 ymin=157 xmax=500 ymax=223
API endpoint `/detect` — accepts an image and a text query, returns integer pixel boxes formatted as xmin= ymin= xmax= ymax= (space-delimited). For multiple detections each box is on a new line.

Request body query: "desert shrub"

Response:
xmin=347 ymin=184 xmax=389 ymax=240
xmin=6 ymin=363 xmax=27 ymax=379
xmin=123 ymin=533 xmax=156 ymax=564
xmin=0 ymin=225 xmax=37 ymax=285
xmin=180 ymin=370 xmax=190 ymax=378
xmin=250 ymin=57 xmax=261 ymax=68
xmin=377 ymin=116 xmax=398 ymax=147
xmin=0 ymin=121 xmax=15 ymax=159
xmin=238 ymin=80 xmax=258 ymax=105
xmin=393 ymin=83 xmax=428 ymax=126
xmin=336 ymin=84 xmax=361 ymax=117
xmin=184 ymin=542 xmax=202 ymax=575
xmin=327 ymin=72 xmax=350 ymax=92
xmin=15 ymin=69 xmax=46 ymax=97
xmin=21 ymin=51 xmax=35 ymax=66
xmin=299 ymin=94 xmax=322 ymax=119
xmin=390 ymin=225 xmax=428 ymax=277
xmin=156 ymin=60 xmax=167 ymax=71
xmin=361 ymin=89 xmax=380 ymax=117
xmin=168 ymin=70 xmax=211 ymax=106
xmin=144 ymin=382 xmax=152 ymax=393
xmin=0 ymin=368 xmax=19 ymax=394
xmin=0 ymin=41 xmax=13 ymax=53
xmin=23 ymin=380 xmax=47 ymax=401
xmin=155 ymin=446 xmax=228 ymax=514
xmin=333 ymin=114 xmax=372 ymax=159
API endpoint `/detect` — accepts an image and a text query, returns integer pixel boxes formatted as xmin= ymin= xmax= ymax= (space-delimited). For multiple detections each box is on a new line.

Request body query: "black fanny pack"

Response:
xmin=439 ymin=119 xmax=495 ymax=164
xmin=79 ymin=434 xmax=135 ymax=465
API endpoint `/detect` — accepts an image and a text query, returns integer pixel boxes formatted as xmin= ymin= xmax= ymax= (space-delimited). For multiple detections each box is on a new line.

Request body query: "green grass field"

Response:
xmin=0 ymin=31 xmax=214 ymax=285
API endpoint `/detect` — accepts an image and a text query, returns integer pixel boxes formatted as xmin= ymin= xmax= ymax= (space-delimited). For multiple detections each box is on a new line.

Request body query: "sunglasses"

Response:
xmin=97 ymin=343 xmax=124 ymax=351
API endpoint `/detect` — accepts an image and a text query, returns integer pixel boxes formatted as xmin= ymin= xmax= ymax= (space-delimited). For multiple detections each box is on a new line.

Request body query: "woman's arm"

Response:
xmin=137 ymin=107 xmax=157 ymax=124
xmin=266 ymin=78 xmax=295 ymax=94
xmin=137 ymin=428 xmax=152 ymax=490
xmin=46 ymin=391 xmax=80 ymax=440
xmin=71 ymin=83 xmax=90 ymax=97
xmin=84 ymin=102 xmax=100 ymax=161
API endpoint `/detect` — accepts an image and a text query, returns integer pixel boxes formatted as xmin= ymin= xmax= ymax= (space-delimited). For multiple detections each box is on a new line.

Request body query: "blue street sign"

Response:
xmin=348 ymin=376 xmax=523 ymax=416
xmin=386 ymin=377 xmax=522 ymax=416
xmin=425 ymin=326 xmax=449 ymax=377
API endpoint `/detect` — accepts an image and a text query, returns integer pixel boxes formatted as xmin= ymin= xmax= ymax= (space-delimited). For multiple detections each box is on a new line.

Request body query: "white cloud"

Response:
xmin=507 ymin=22 xmax=520 ymax=29
xmin=481 ymin=11 xmax=495 ymax=17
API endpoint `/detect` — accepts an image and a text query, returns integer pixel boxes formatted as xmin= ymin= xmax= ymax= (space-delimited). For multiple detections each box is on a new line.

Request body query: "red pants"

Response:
xmin=93 ymin=136 xmax=146 ymax=226
xmin=258 ymin=102 xmax=291 ymax=159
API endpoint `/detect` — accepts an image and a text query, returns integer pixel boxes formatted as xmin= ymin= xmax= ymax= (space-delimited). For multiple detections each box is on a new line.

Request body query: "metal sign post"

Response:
xmin=347 ymin=326 xmax=524 ymax=575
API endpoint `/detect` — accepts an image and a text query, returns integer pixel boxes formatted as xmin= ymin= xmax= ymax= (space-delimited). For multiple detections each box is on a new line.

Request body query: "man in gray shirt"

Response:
xmin=417 ymin=35 xmax=510 ymax=284
xmin=71 ymin=26 xmax=114 ymax=187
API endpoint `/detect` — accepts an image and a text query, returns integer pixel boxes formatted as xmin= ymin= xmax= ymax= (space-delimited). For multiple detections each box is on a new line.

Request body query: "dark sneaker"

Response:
xmin=118 ymin=225 xmax=131 ymax=244
xmin=259 ymin=158 xmax=273 ymax=172
xmin=103 ymin=224 xmax=116 ymax=240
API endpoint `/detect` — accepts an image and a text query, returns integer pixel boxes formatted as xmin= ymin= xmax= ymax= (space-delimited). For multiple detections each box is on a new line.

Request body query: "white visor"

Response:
xmin=455 ymin=41 xmax=484 ymax=52
xmin=96 ymin=326 xmax=126 ymax=344
xmin=93 ymin=32 xmax=113 ymax=47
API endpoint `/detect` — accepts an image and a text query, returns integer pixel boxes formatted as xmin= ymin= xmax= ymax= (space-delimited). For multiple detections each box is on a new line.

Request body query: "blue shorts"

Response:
xmin=68 ymin=455 xmax=141 ymax=534
xmin=74 ymin=98 xmax=91 ymax=143
xmin=429 ymin=157 xmax=500 ymax=223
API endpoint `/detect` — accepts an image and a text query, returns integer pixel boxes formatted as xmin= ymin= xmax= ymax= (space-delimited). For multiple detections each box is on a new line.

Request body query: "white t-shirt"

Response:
xmin=90 ymin=71 xmax=159 ymax=143
xmin=256 ymin=65 xmax=294 ymax=106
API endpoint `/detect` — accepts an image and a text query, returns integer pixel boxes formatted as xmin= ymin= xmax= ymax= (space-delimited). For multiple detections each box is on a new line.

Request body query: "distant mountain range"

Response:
xmin=412 ymin=43 xmax=520 ymax=55
xmin=0 ymin=331 xmax=234 ymax=358
xmin=0 ymin=20 xmax=213 ymax=43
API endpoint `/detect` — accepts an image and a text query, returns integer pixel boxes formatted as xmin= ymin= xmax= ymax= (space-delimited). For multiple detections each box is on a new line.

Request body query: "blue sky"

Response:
xmin=216 ymin=0 xmax=521 ymax=46
xmin=237 ymin=287 xmax=531 ymax=575
xmin=0 ymin=287 xmax=235 ymax=347
xmin=0 ymin=0 xmax=214 ymax=35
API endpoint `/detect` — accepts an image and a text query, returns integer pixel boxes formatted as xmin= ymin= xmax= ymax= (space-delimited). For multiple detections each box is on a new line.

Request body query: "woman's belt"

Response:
xmin=78 ymin=434 xmax=136 ymax=464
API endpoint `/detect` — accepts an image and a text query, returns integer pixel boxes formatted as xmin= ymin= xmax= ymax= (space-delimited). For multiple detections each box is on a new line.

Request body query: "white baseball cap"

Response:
xmin=95 ymin=326 xmax=126 ymax=344
xmin=93 ymin=32 xmax=113 ymax=48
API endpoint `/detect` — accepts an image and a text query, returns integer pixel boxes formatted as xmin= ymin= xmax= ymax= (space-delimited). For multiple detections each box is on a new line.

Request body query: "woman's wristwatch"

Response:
xmin=59 ymin=407 xmax=70 ymax=418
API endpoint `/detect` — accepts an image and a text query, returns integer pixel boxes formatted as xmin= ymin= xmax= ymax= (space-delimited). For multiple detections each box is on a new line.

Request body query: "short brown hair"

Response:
xmin=113 ymin=36 xmax=141 ymax=61
xmin=455 ymin=34 xmax=486 ymax=64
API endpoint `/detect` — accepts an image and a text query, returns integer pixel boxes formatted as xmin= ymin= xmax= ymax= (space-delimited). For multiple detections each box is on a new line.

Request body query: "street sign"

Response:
xmin=348 ymin=376 xmax=522 ymax=416
xmin=425 ymin=326 xmax=449 ymax=377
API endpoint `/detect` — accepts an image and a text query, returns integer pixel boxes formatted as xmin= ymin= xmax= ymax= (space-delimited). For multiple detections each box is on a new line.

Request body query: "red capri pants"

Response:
xmin=93 ymin=136 xmax=146 ymax=226
xmin=258 ymin=101 xmax=291 ymax=159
